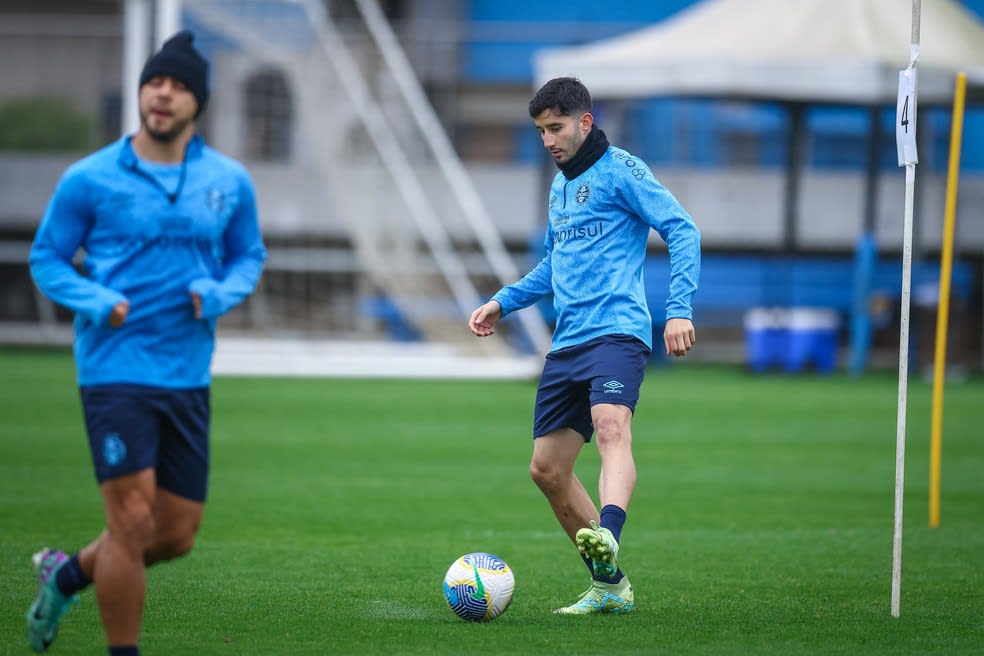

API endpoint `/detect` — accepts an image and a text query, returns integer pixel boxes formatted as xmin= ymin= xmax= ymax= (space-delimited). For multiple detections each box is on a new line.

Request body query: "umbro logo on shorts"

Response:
xmin=602 ymin=380 xmax=624 ymax=394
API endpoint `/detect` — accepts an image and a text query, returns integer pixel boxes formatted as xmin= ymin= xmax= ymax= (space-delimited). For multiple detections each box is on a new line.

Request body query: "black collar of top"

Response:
xmin=558 ymin=126 xmax=609 ymax=180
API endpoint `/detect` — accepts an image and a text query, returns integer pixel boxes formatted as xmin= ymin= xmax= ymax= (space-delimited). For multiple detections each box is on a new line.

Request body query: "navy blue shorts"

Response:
xmin=533 ymin=334 xmax=651 ymax=442
xmin=79 ymin=384 xmax=210 ymax=502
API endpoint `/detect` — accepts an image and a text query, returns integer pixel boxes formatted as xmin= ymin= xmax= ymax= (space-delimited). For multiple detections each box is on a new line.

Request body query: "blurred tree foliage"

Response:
xmin=0 ymin=97 xmax=94 ymax=152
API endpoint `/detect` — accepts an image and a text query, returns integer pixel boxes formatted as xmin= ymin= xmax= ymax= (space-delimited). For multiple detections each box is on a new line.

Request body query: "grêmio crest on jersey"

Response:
xmin=575 ymin=183 xmax=590 ymax=204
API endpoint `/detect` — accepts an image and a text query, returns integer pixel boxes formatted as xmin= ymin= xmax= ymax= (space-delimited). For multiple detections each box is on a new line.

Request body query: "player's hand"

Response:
xmin=469 ymin=301 xmax=501 ymax=337
xmin=190 ymin=291 xmax=202 ymax=319
xmin=664 ymin=317 xmax=696 ymax=357
xmin=109 ymin=301 xmax=130 ymax=328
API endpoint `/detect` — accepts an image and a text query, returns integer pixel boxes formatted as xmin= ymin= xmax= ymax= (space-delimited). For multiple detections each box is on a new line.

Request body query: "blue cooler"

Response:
xmin=744 ymin=308 xmax=789 ymax=372
xmin=785 ymin=308 xmax=840 ymax=374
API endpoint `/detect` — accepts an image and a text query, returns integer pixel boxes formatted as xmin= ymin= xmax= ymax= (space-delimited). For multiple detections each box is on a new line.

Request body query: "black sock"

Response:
xmin=55 ymin=554 xmax=92 ymax=596
xmin=108 ymin=647 xmax=139 ymax=656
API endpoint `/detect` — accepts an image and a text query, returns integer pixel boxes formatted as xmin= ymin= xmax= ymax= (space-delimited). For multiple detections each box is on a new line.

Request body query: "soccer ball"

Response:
xmin=442 ymin=552 xmax=514 ymax=622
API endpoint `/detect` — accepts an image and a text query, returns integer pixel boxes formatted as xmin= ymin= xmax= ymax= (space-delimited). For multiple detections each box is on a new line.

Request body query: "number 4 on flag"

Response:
xmin=897 ymin=67 xmax=918 ymax=166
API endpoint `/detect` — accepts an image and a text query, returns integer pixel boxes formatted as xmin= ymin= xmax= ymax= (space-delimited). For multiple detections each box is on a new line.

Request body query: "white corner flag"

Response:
xmin=891 ymin=0 xmax=921 ymax=620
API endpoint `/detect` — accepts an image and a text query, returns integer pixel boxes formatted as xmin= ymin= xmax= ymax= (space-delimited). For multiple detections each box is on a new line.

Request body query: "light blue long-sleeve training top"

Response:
xmin=492 ymin=145 xmax=700 ymax=352
xmin=30 ymin=135 xmax=267 ymax=388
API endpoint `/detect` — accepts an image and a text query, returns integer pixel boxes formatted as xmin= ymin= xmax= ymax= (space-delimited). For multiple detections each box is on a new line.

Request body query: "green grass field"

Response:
xmin=1 ymin=347 xmax=982 ymax=655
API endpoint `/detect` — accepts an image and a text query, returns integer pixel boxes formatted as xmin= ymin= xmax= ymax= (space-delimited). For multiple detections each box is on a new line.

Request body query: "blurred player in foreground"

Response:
xmin=27 ymin=30 xmax=266 ymax=654
xmin=469 ymin=76 xmax=700 ymax=615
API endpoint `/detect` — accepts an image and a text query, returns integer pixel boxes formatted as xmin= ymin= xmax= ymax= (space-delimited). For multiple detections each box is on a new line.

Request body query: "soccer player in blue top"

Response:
xmin=26 ymin=31 xmax=266 ymax=654
xmin=469 ymin=77 xmax=700 ymax=614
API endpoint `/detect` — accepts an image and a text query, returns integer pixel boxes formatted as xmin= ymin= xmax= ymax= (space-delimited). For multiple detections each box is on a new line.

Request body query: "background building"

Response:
xmin=1 ymin=0 xmax=982 ymax=374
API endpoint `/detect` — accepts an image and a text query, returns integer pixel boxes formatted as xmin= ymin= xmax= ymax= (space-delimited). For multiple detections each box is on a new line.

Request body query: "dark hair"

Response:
xmin=528 ymin=77 xmax=592 ymax=119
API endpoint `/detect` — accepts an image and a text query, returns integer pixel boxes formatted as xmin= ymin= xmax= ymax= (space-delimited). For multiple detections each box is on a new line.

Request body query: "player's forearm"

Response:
xmin=188 ymin=249 xmax=265 ymax=320
xmin=492 ymin=258 xmax=552 ymax=317
xmin=29 ymin=253 xmax=127 ymax=325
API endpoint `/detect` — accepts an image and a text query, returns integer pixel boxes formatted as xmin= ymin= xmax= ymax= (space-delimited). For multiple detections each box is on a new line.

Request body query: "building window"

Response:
xmin=244 ymin=68 xmax=293 ymax=162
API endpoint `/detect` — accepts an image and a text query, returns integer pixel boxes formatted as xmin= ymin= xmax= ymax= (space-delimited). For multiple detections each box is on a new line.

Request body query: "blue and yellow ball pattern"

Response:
xmin=442 ymin=552 xmax=514 ymax=622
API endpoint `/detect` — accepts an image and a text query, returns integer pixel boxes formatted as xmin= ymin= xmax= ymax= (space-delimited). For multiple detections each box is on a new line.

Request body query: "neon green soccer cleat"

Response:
xmin=553 ymin=577 xmax=634 ymax=615
xmin=575 ymin=520 xmax=619 ymax=579
xmin=26 ymin=548 xmax=79 ymax=653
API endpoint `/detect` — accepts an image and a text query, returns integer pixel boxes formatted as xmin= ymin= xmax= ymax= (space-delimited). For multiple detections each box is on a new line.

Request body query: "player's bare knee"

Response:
xmin=593 ymin=415 xmax=630 ymax=449
xmin=146 ymin=527 xmax=197 ymax=565
xmin=530 ymin=458 xmax=562 ymax=493
xmin=108 ymin=500 xmax=156 ymax=555
xmin=158 ymin=534 xmax=196 ymax=561
xmin=156 ymin=516 xmax=201 ymax=560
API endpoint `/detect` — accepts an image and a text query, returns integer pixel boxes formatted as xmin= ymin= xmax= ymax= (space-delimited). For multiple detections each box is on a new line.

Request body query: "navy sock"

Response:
xmin=596 ymin=505 xmax=627 ymax=584
xmin=596 ymin=566 xmax=626 ymax=585
xmin=108 ymin=647 xmax=139 ymax=656
xmin=600 ymin=504 xmax=627 ymax=544
xmin=55 ymin=554 xmax=92 ymax=596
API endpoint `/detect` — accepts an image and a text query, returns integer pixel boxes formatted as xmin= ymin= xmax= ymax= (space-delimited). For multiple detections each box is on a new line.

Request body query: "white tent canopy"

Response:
xmin=535 ymin=0 xmax=984 ymax=376
xmin=534 ymin=0 xmax=984 ymax=105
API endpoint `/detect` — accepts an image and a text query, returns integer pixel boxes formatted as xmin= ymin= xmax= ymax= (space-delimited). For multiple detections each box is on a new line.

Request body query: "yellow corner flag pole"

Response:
xmin=929 ymin=72 xmax=967 ymax=529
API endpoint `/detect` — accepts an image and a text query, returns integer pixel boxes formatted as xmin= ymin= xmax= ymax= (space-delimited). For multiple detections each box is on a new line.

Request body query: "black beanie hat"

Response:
xmin=139 ymin=30 xmax=209 ymax=117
